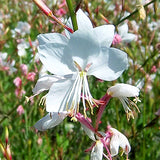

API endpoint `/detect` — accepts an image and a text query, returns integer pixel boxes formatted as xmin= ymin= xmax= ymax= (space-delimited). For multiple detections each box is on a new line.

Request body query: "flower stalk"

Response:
xmin=66 ymin=0 xmax=78 ymax=31
xmin=33 ymin=0 xmax=74 ymax=33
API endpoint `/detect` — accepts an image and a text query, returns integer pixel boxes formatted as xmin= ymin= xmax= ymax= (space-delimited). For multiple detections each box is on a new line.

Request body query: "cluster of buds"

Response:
xmin=0 ymin=127 xmax=12 ymax=160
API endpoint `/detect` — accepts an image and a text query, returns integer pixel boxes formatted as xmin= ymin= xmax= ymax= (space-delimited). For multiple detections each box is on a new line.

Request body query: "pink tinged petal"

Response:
xmin=93 ymin=25 xmax=115 ymax=47
xmin=32 ymin=75 xmax=63 ymax=95
xmin=34 ymin=112 xmax=67 ymax=131
xmin=38 ymin=43 xmax=76 ymax=75
xmin=91 ymin=141 xmax=103 ymax=160
xmin=107 ymin=83 xmax=140 ymax=97
xmin=88 ymin=47 xmax=128 ymax=81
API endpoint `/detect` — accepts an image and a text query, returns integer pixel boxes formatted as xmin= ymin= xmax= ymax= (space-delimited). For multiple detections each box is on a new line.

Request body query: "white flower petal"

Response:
xmin=81 ymin=124 xmax=96 ymax=141
xmin=118 ymin=23 xmax=128 ymax=36
xmin=38 ymin=43 xmax=76 ymax=75
xmin=65 ymin=9 xmax=93 ymax=38
xmin=46 ymin=78 xmax=75 ymax=112
xmin=64 ymin=29 xmax=100 ymax=70
xmin=76 ymin=9 xmax=93 ymax=30
xmin=32 ymin=75 xmax=63 ymax=95
xmin=110 ymin=135 xmax=120 ymax=156
xmin=38 ymin=33 xmax=68 ymax=45
xmin=34 ymin=112 xmax=67 ymax=131
xmin=93 ymin=25 xmax=115 ymax=47
xmin=122 ymin=33 xmax=136 ymax=43
xmin=110 ymin=128 xmax=131 ymax=156
xmin=91 ymin=141 xmax=103 ymax=160
xmin=88 ymin=47 xmax=128 ymax=81
xmin=107 ymin=83 xmax=140 ymax=97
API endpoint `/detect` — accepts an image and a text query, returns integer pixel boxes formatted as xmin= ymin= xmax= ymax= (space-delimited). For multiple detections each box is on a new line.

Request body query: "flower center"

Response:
xmin=65 ymin=61 xmax=94 ymax=117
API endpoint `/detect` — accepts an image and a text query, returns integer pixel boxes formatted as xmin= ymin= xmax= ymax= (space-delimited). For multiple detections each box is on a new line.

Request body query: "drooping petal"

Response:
xmin=34 ymin=112 xmax=67 ymax=131
xmin=110 ymin=128 xmax=131 ymax=156
xmin=32 ymin=75 xmax=63 ymax=95
xmin=64 ymin=29 xmax=100 ymax=70
xmin=91 ymin=141 xmax=103 ymax=160
xmin=38 ymin=33 xmax=68 ymax=45
xmin=38 ymin=43 xmax=76 ymax=75
xmin=93 ymin=25 xmax=115 ymax=47
xmin=107 ymin=83 xmax=140 ymax=97
xmin=88 ymin=47 xmax=128 ymax=81
xmin=81 ymin=124 xmax=96 ymax=141
xmin=46 ymin=77 xmax=76 ymax=112
xmin=110 ymin=134 xmax=120 ymax=156
xmin=65 ymin=9 xmax=93 ymax=38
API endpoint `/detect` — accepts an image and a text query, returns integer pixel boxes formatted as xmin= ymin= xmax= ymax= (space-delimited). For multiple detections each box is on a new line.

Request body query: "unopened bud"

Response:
xmin=137 ymin=5 xmax=146 ymax=20
xmin=33 ymin=0 xmax=53 ymax=17
xmin=5 ymin=127 xmax=9 ymax=145
xmin=7 ymin=146 xmax=12 ymax=160
xmin=0 ymin=144 xmax=5 ymax=154
xmin=99 ymin=13 xmax=110 ymax=24
xmin=0 ymin=144 xmax=7 ymax=158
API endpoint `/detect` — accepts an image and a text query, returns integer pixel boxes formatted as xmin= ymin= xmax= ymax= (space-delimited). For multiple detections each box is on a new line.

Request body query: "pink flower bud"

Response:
xmin=151 ymin=65 xmax=157 ymax=73
xmin=17 ymin=105 xmax=24 ymax=115
xmin=37 ymin=137 xmax=43 ymax=145
xmin=33 ymin=0 xmax=53 ymax=17
xmin=15 ymin=88 xmax=25 ymax=98
xmin=6 ymin=145 xmax=12 ymax=160
xmin=5 ymin=127 xmax=9 ymax=145
xmin=20 ymin=64 xmax=28 ymax=75
xmin=27 ymin=72 xmax=36 ymax=81
xmin=13 ymin=77 xmax=22 ymax=88
xmin=112 ymin=34 xmax=122 ymax=45
xmin=56 ymin=8 xmax=67 ymax=16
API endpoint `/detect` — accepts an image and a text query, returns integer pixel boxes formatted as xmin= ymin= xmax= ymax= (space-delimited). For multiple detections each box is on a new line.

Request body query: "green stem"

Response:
xmin=115 ymin=0 xmax=157 ymax=25
xmin=66 ymin=0 xmax=78 ymax=31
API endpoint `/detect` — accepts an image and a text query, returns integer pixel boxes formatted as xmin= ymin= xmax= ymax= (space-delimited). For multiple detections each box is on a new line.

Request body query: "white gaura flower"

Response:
xmin=15 ymin=21 xmax=31 ymax=36
xmin=109 ymin=127 xmax=131 ymax=157
xmin=36 ymin=9 xmax=128 ymax=117
xmin=117 ymin=23 xmax=137 ymax=43
xmin=17 ymin=41 xmax=29 ymax=57
xmin=107 ymin=83 xmax=140 ymax=120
